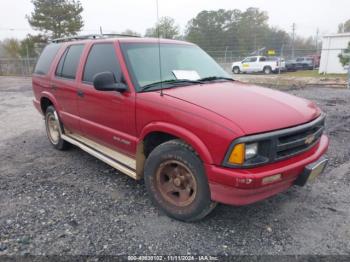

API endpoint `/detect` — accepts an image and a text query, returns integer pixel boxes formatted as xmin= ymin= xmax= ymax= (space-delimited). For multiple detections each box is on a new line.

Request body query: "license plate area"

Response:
xmin=294 ymin=157 xmax=328 ymax=186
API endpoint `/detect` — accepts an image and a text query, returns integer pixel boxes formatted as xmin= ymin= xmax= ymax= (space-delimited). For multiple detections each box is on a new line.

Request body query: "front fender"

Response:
xmin=139 ymin=121 xmax=214 ymax=164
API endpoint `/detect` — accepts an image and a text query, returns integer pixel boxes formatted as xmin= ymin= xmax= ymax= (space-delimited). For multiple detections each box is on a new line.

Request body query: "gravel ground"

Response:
xmin=0 ymin=76 xmax=349 ymax=256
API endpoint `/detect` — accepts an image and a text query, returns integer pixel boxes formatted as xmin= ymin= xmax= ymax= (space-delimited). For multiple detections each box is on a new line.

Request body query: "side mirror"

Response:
xmin=93 ymin=72 xmax=127 ymax=92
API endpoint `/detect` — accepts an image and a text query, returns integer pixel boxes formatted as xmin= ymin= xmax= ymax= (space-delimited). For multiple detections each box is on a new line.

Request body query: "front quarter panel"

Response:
xmin=136 ymin=92 xmax=244 ymax=165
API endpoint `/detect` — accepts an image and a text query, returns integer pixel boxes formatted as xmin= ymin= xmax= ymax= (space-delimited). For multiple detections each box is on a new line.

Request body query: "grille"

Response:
xmin=223 ymin=114 xmax=326 ymax=168
xmin=275 ymin=117 xmax=324 ymax=160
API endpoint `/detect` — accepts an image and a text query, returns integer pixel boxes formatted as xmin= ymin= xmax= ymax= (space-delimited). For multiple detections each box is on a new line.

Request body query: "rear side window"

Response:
xmin=34 ymin=44 xmax=62 ymax=75
xmin=83 ymin=43 xmax=121 ymax=83
xmin=56 ymin=44 xmax=84 ymax=79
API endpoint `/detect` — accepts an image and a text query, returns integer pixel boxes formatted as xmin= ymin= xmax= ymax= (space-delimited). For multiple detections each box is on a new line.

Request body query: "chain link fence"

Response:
xmin=0 ymin=47 xmax=347 ymax=76
xmin=0 ymin=58 xmax=37 ymax=76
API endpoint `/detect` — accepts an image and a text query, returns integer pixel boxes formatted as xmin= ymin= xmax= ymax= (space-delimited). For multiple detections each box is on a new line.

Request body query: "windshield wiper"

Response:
xmin=140 ymin=79 xmax=203 ymax=92
xmin=198 ymin=76 xmax=234 ymax=82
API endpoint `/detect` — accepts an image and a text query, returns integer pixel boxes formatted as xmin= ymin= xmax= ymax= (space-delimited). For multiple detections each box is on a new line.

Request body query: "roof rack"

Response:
xmin=51 ymin=33 xmax=140 ymax=43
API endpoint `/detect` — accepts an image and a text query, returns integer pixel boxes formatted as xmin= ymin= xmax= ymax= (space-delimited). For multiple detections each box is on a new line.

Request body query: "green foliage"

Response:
xmin=27 ymin=0 xmax=84 ymax=39
xmin=185 ymin=8 xmax=311 ymax=55
xmin=338 ymin=42 xmax=350 ymax=66
xmin=2 ymin=39 xmax=21 ymax=58
xmin=145 ymin=17 xmax=180 ymax=39
xmin=1 ymin=35 xmax=48 ymax=58
xmin=338 ymin=19 xmax=350 ymax=33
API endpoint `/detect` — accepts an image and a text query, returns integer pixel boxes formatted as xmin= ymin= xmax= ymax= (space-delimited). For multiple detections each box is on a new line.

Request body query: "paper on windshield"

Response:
xmin=172 ymin=70 xmax=200 ymax=81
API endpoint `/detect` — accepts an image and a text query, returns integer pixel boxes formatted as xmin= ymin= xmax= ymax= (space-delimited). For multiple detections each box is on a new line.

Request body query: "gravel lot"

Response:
xmin=0 ymin=76 xmax=349 ymax=256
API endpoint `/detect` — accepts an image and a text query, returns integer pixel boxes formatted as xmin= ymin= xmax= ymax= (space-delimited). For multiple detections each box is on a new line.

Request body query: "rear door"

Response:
xmin=76 ymin=42 xmax=137 ymax=157
xmin=51 ymin=44 xmax=85 ymax=134
xmin=257 ymin=56 xmax=267 ymax=72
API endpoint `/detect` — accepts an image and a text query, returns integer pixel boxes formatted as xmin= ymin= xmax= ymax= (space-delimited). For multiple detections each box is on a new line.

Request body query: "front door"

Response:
xmin=76 ymin=42 xmax=137 ymax=157
xmin=241 ymin=57 xmax=258 ymax=73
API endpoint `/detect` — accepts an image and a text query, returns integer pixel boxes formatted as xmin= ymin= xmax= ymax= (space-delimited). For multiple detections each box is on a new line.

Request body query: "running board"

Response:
xmin=61 ymin=133 xmax=138 ymax=180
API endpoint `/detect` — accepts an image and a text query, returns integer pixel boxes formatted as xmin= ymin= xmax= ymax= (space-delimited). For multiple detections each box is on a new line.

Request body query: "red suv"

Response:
xmin=32 ymin=35 xmax=329 ymax=221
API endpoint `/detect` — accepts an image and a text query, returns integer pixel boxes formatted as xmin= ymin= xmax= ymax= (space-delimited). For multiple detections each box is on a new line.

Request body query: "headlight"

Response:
xmin=245 ymin=143 xmax=258 ymax=160
xmin=227 ymin=142 xmax=258 ymax=165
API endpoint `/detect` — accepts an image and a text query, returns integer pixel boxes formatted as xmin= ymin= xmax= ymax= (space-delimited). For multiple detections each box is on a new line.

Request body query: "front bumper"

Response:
xmin=206 ymin=135 xmax=329 ymax=206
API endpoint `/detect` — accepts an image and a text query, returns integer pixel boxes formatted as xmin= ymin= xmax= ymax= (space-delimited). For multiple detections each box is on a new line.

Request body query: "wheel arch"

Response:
xmin=39 ymin=92 xmax=59 ymax=114
xmin=135 ymin=122 xmax=214 ymax=178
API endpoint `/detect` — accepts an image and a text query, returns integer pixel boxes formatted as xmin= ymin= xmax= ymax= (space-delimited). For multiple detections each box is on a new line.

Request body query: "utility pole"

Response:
xmin=291 ymin=23 xmax=296 ymax=59
xmin=315 ymin=28 xmax=319 ymax=52
xmin=224 ymin=46 xmax=228 ymax=64
xmin=314 ymin=28 xmax=319 ymax=69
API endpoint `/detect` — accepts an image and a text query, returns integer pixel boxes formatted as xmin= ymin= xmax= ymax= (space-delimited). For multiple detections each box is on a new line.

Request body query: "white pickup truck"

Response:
xmin=231 ymin=56 xmax=285 ymax=74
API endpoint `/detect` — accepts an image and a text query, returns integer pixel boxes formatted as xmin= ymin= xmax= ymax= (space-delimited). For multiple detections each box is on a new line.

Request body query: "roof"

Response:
xmin=50 ymin=34 xmax=192 ymax=45
xmin=322 ymin=32 xmax=350 ymax=38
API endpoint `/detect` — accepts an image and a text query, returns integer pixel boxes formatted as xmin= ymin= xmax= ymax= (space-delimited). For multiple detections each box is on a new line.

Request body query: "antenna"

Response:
xmin=156 ymin=0 xmax=163 ymax=96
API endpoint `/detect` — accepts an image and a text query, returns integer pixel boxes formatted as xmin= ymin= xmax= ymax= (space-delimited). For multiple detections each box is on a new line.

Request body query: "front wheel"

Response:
xmin=144 ymin=139 xmax=216 ymax=222
xmin=232 ymin=67 xmax=240 ymax=74
xmin=45 ymin=106 xmax=70 ymax=150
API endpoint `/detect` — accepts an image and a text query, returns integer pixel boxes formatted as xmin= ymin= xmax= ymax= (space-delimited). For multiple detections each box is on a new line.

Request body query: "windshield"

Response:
xmin=121 ymin=43 xmax=230 ymax=91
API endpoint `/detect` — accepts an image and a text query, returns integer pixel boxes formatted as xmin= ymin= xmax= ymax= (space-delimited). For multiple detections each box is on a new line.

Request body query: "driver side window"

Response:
xmin=83 ymin=43 xmax=122 ymax=84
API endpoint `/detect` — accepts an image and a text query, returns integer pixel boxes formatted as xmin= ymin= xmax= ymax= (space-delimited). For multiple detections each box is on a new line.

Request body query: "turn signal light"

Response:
xmin=228 ymin=143 xmax=245 ymax=165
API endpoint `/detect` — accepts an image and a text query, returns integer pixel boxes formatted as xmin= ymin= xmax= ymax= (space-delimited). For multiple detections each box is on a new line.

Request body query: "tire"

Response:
xmin=263 ymin=66 xmax=272 ymax=74
xmin=45 ymin=106 xmax=70 ymax=150
xmin=144 ymin=139 xmax=217 ymax=222
xmin=232 ymin=67 xmax=240 ymax=74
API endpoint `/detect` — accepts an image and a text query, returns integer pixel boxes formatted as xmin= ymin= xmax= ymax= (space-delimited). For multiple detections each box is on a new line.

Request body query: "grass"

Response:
xmin=283 ymin=70 xmax=347 ymax=79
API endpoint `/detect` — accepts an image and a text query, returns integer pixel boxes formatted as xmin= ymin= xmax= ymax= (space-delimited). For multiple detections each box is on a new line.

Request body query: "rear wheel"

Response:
xmin=45 ymin=106 xmax=70 ymax=150
xmin=144 ymin=139 xmax=217 ymax=221
xmin=263 ymin=66 xmax=272 ymax=74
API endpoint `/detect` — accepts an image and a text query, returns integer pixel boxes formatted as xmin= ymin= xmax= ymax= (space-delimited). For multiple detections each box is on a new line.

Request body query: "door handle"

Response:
xmin=77 ymin=90 xmax=85 ymax=97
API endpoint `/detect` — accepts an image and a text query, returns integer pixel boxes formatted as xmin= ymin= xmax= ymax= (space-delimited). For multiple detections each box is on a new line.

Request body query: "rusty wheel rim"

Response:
xmin=46 ymin=112 xmax=60 ymax=145
xmin=155 ymin=160 xmax=197 ymax=207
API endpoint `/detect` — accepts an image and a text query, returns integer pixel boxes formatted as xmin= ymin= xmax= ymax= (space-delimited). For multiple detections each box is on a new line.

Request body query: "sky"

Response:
xmin=0 ymin=0 xmax=349 ymax=40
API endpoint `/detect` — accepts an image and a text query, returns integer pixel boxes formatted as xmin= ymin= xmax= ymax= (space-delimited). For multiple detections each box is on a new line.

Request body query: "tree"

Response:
xmin=185 ymin=8 xmax=318 ymax=59
xmin=186 ymin=9 xmax=241 ymax=51
xmin=339 ymin=42 xmax=350 ymax=66
xmin=27 ymin=0 xmax=84 ymax=39
xmin=145 ymin=17 xmax=180 ymax=39
xmin=338 ymin=19 xmax=350 ymax=33
xmin=2 ymin=39 xmax=21 ymax=58
xmin=185 ymin=8 xmax=279 ymax=55
xmin=1 ymin=35 xmax=48 ymax=58
xmin=19 ymin=34 xmax=47 ymax=58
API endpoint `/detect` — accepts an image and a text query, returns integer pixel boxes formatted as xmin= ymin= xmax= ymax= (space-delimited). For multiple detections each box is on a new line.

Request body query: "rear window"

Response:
xmin=34 ymin=44 xmax=62 ymax=75
xmin=56 ymin=44 xmax=84 ymax=79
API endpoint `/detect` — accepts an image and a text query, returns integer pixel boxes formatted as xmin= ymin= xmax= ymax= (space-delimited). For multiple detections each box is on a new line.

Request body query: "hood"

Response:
xmin=163 ymin=81 xmax=320 ymax=135
xmin=232 ymin=61 xmax=242 ymax=66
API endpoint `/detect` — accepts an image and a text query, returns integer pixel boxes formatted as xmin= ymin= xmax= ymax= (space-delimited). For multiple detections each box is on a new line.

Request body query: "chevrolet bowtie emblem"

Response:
xmin=305 ymin=134 xmax=315 ymax=145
